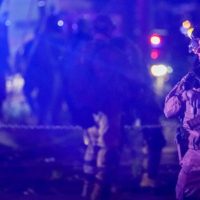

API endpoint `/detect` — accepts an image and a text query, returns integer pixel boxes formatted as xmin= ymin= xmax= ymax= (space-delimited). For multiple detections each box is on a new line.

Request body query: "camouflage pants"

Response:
xmin=176 ymin=149 xmax=200 ymax=200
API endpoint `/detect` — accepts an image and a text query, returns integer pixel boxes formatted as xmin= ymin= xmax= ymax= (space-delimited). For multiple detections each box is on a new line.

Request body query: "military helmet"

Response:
xmin=189 ymin=26 xmax=200 ymax=54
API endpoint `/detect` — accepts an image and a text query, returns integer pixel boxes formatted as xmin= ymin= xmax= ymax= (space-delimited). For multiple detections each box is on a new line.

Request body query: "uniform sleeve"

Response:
xmin=163 ymin=78 xmax=186 ymax=118
xmin=164 ymin=95 xmax=182 ymax=118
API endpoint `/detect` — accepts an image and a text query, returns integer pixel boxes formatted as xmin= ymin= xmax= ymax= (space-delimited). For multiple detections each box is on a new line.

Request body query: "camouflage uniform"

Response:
xmin=164 ymin=72 xmax=200 ymax=200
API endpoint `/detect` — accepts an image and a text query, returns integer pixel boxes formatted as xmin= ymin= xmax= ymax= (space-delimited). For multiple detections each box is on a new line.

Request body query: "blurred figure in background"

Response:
xmin=22 ymin=14 xmax=69 ymax=125
xmin=66 ymin=14 xmax=140 ymax=199
xmin=164 ymin=26 xmax=200 ymax=200
xmin=62 ymin=16 xmax=93 ymax=127
xmin=139 ymin=86 xmax=166 ymax=189
xmin=115 ymin=31 xmax=166 ymax=189
xmin=121 ymin=61 xmax=166 ymax=189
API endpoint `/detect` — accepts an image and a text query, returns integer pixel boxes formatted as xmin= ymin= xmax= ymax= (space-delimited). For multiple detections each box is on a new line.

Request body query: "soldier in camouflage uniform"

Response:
xmin=164 ymin=27 xmax=200 ymax=200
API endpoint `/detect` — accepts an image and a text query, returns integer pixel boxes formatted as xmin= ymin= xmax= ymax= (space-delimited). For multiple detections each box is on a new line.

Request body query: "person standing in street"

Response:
xmin=164 ymin=26 xmax=200 ymax=200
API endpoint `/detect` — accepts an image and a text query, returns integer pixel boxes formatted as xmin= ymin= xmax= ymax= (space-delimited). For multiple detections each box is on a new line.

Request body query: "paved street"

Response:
xmin=0 ymin=123 xmax=179 ymax=200
xmin=0 ymin=92 xmax=180 ymax=200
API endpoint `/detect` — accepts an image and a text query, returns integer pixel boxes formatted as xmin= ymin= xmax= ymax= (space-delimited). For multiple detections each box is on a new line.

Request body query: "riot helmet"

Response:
xmin=189 ymin=26 xmax=200 ymax=54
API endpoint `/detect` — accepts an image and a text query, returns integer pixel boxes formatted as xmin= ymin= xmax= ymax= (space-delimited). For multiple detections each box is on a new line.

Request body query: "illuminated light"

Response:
xmin=150 ymin=34 xmax=161 ymax=46
xmin=182 ymin=20 xmax=191 ymax=29
xmin=57 ymin=20 xmax=64 ymax=27
xmin=38 ymin=0 xmax=46 ymax=7
xmin=187 ymin=27 xmax=194 ymax=38
xmin=6 ymin=74 xmax=24 ymax=93
xmin=12 ymin=74 xmax=24 ymax=91
xmin=5 ymin=20 xmax=11 ymax=26
xmin=150 ymin=64 xmax=168 ymax=77
xmin=150 ymin=50 xmax=159 ymax=59
xmin=167 ymin=66 xmax=173 ymax=73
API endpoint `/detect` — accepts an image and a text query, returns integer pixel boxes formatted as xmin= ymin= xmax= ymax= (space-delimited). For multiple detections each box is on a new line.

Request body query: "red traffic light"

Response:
xmin=150 ymin=49 xmax=160 ymax=59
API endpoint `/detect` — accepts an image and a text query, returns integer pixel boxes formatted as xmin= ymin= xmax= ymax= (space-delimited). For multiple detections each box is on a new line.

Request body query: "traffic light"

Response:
xmin=150 ymin=49 xmax=160 ymax=60
xmin=149 ymin=32 xmax=163 ymax=61
xmin=150 ymin=33 xmax=162 ymax=47
xmin=148 ymin=30 xmax=169 ymax=63
xmin=148 ymin=30 xmax=171 ymax=77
